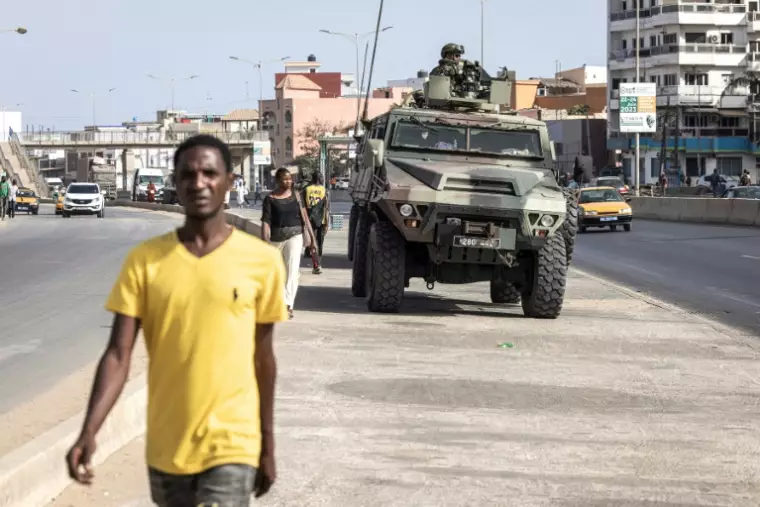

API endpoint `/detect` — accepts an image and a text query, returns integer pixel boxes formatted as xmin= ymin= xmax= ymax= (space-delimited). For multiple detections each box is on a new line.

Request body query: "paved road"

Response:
xmin=50 ymin=231 xmax=760 ymax=506
xmin=573 ymin=219 xmax=760 ymax=335
xmin=0 ymin=204 xmax=180 ymax=415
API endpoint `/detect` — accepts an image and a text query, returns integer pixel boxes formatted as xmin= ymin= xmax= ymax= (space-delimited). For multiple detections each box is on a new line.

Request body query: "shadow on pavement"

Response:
xmin=295 ymin=283 xmax=524 ymax=318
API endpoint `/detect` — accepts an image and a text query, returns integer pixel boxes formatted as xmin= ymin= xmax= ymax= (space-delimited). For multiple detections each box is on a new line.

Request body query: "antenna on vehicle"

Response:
xmin=356 ymin=41 xmax=370 ymax=134
xmin=362 ymin=0 xmax=385 ymax=124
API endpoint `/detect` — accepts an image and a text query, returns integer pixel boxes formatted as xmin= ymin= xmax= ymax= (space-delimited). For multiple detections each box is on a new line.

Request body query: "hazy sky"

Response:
xmin=2 ymin=0 xmax=605 ymax=130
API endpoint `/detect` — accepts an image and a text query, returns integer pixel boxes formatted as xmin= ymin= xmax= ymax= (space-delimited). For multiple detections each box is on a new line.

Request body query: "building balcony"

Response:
xmin=608 ymin=85 xmax=748 ymax=110
xmin=607 ymin=133 xmax=758 ymax=154
xmin=610 ymin=2 xmax=747 ymax=32
xmin=748 ymin=11 xmax=760 ymax=32
xmin=609 ymin=43 xmax=747 ymax=71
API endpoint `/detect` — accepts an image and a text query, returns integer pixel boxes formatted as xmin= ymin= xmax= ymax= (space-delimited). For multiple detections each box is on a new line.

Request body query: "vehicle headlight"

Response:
xmin=540 ymin=214 xmax=555 ymax=227
xmin=619 ymin=208 xmax=632 ymax=214
xmin=64 ymin=196 xmax=72 ymax=202
xmin=585 ymin=210 xmax=598 ymax=215
xmin=399 ymin=203 xmax=414 ymax=217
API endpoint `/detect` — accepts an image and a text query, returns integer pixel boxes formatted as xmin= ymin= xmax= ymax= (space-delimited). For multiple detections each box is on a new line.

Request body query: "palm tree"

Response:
xmin=720 ymin=71 xmax=760 ymax=144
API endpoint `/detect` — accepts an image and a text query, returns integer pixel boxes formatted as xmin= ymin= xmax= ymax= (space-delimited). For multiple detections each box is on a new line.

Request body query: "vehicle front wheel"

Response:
xmin=561 ymin=188 xmax=580 ymax=264
xmin=521 ymin=233 xmax=568 ymax=319
xmin=490 ymin=279 xmax=521 ymax=304
xmin=98 ymin=208 xmax=105 ymax=218
xmin=366 ymin=221 xmax=406 ymax=313
xmin=623 ymin=223 xmax=631 ymax=232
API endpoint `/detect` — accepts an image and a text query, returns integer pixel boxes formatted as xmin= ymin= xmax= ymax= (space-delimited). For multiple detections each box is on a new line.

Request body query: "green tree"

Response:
xmin=720 ymin=71 xmax=760 ymax=143
xmin=295 ymin=118 xmax=351 ymax=181
xmin=567 ymin=104 xmax=590 ymax=116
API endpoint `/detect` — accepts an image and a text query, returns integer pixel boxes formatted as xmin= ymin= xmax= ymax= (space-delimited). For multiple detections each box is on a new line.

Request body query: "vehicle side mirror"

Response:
xmin=367 ymin=139 xmax=385 ymax=168
xmin=625 ymin=196 xmax=632 ymax=202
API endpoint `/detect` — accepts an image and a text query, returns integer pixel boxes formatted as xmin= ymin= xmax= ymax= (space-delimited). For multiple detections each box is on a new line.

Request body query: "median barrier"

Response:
xmin=0 ymin=201 xmax=263 ymax=507
xmin=629 ymin=196 xmax=760 ymax=228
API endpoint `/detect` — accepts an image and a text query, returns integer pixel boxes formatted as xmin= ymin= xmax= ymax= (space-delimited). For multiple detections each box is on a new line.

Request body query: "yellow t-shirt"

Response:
xmin=105 ymin=228 xmax=288 ymax=475
xmin=305 ymin=184 xmax=327 ymax=225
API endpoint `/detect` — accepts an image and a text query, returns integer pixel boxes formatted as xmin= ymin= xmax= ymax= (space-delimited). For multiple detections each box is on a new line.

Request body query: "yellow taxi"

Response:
xmin=14 ymin=187 xmax=40 ymax=215
xmin=55 ymin=189 xmax=66 ymax=215
xmin=578 ymin=186 xmax=633 ymax=233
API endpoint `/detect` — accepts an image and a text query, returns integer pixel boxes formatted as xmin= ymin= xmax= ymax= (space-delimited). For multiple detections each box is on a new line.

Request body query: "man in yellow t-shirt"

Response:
xmin=65 ymin=134 xmax=288 ymax=506
xmin=303 ymin=172 xmax=328 ymax=274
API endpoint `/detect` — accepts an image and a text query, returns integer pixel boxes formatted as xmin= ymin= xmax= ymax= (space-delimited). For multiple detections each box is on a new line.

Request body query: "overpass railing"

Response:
xmin=18 ymin=130 xmax=270 ymax=147
xmin=9 ymin=128 xmax=49 ymax=197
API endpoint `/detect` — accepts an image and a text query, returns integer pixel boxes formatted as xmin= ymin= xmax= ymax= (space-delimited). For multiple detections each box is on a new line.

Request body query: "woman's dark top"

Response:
xmin=261 ymin=193 xmax=302 ymax=242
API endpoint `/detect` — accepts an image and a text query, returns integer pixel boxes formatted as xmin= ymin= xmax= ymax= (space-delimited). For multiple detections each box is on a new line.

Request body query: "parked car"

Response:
xmin=721 ymin=185 xmax=760 ymax=199
xmin=591 ymin=176 xmax=630 ymax=196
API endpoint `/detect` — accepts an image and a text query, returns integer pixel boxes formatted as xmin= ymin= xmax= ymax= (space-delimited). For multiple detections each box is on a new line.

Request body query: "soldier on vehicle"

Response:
xmin=430 ymin=43 xmax=464 ymax=78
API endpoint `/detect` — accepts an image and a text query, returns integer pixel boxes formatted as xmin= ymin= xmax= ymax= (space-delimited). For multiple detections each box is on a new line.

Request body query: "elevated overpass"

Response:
xmin=19 ymin=129 xmax=268 ymax=150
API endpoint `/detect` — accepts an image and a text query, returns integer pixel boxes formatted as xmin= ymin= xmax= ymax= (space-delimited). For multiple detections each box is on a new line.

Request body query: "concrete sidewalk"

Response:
xmin=49 ymin=231 xmax=760 ymax=506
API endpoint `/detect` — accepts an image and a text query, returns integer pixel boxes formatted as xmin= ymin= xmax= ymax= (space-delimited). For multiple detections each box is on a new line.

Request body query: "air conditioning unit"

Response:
xmin=709 ymin=35 xmax=719 ymax=43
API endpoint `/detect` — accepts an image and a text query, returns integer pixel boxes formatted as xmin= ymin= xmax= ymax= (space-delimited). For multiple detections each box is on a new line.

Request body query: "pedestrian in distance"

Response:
xmin=303 ymin=171 xmax=328 ymax=274
xmin=65 ymin=134 xmax=288 ymax=506
xmin=0 ymin=176 xmax=9 ymax=221
xmin=260 ymin=167 xmax=317 ymax=320
xmin=7 ymin=179 xmax=18 ymax=218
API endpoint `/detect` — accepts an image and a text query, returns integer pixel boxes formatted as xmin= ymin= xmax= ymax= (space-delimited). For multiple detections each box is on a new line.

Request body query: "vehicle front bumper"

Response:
xmin=64 ymin=200 xmax=102 ymax=213
xmin=580 ymin=214 xmax=632 ymax=226
xmin=14 ymin=202 xmax=39 ymax=212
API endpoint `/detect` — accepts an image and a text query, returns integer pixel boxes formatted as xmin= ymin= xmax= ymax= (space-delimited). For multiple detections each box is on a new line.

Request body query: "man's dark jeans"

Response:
xmin=148 ymin=464 xmax=257 ymax=507
xmin=7 ymin=199 xmax=14 ymax=218
xmin=0 ymin=197 xmax=7 ymax=220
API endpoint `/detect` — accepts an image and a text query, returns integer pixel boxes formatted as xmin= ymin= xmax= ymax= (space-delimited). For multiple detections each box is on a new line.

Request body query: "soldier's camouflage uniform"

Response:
xmin=430 ymin=58 xmax=460 ymax=78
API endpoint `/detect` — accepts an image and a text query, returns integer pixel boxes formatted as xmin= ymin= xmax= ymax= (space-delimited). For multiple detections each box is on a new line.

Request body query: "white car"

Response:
xmin=62 ymin=182 xmax=105 ymax=218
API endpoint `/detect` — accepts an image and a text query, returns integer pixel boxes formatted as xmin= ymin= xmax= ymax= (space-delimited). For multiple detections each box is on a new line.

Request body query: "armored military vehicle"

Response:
xmin=347 ymin=71 xmax=578 ymax=318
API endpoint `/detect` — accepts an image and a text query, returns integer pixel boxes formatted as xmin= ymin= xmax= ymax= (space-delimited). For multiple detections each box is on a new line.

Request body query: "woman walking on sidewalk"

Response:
xmin=261 ymin=167 xmax=316 ymax=319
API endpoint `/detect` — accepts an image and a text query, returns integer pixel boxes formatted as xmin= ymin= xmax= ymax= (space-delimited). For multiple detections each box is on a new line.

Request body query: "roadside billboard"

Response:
xmin=619 ymin=83 xmax=657 ymax=133
xmin=253 ymin=140 xmax=271 ymax=165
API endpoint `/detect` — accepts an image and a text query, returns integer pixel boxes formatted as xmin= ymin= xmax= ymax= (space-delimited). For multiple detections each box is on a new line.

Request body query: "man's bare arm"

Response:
xmin=255 ymin=323 xmax=277 ymax=455
xmin=80 ymin=313 xmax=140 ymax=438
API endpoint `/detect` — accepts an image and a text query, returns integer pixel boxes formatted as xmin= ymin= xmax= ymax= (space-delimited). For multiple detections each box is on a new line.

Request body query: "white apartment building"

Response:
xmin=607 ymin=0 xmax=760 ymax=185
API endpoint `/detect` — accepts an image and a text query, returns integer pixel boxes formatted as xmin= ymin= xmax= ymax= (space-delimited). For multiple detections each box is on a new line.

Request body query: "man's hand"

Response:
xmin=66 ymin=434 xmax=97 ymax=485
xmin=254 ymin=453 xmax=276 ymax=497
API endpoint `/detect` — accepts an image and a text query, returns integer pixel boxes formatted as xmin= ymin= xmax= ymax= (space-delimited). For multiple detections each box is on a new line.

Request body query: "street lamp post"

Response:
xmin=0 ymin=103 xmax=22 ymax=142
xmin=147 ymin=74 xmax=199 ymax=111
xmin=479 ymin=0 xmax=488 ymax=66
xmin=1 ymin=27 xmax=27 ymax=35
xmin=634 ymin=4 xmax=641 ymax=195
xmin=319 ymin=26 xmax=393 ymax=133
xmin=70 ymin=88 xmax=116 ymax=126
xmin=229 ymin=55 xmax=290 ymax=185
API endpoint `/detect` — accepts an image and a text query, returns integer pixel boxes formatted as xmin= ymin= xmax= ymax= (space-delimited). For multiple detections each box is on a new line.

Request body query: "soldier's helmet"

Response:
xmin=440 ymin=43 xmax=464 ymax=58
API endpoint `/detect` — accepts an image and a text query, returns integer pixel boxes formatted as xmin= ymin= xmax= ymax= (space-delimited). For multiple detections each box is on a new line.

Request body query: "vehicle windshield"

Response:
xmin=68 ymin=184 xmax=99 ymax=194
xmin=580 ymin=188 xmax=625 ymax=203
xmin=391 ymin=120 xmax=543 ymax=158
xmin=17 ymin=189 xmax=35 ymax=197
xmin=139 ymin=175 xmax=164 ymax=185
xmin=730 ymin=187 xmax=760 ymax=199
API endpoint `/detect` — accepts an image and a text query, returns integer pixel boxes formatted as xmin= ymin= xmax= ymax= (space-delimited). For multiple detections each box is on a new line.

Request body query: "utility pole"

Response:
xmin=147 ymin=74 xmax=199 ymax=111
xmin=634 ymin=2 xmax=641 ymax=195
xmin=693 ymin=65 xmax=702 ymax=179
xmin=70 ymin=88 xmax=116 ymax=127
xmin=480 ymin=0 xmax=487 ymax=66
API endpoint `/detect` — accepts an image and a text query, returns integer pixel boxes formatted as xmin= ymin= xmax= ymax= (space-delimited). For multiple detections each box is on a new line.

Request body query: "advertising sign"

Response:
xmin=619 ymin=83 xmax=657 ymax=133
xmin=252 ymin=140 xmax=271 ymax=165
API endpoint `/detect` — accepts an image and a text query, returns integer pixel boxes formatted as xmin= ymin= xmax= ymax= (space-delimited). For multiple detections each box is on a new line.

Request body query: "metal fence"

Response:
xmin=19 ymin=130 xmax=270 ymax=147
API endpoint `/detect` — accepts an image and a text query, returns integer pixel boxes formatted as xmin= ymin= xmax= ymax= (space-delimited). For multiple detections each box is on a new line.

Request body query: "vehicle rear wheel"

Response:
xmin=623 ymin=223 xmax=631 ymax=232
xmin=490 ymin=279 xmax=521 ymax=304
xmin=521 ymin=233 xmax=568 ymax=319
xmin=351 ymin=209 xmax=371 ymax=297
xmin=366 ymin=221 xmax=406 ymax=313
xmin=561 ymin=188 xmax=580 ymax=264
xmin=347 ymin=204 xmax=359 ymax=261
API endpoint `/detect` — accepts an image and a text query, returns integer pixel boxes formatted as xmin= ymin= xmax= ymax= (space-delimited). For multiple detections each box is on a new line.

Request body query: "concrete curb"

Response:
xmin=0 ymin=202 xmax=266 ymax=507
xmin=0 ymin=375 xmax=146 ymax=507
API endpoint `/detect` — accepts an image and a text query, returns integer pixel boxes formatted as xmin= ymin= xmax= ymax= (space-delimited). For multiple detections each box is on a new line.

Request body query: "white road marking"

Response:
xmin=741 ymin=255 xmax=760 ymax=260
xmin=0 ymin=339 xmax=41 ymax=364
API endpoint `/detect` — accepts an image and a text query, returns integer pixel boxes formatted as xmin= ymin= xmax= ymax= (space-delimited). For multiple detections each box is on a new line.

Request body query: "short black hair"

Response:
xmin=274 ymin=167 xmax=291 ymax=180
xmin=173 ymin=134 xmax=233 ymax=173
xmin=311 ymin=171 xmax=322 ymax=184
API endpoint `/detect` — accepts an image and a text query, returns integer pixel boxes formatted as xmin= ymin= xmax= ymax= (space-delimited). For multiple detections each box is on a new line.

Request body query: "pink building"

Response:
xmin=261 ymin=74 xmax=410 ymax=167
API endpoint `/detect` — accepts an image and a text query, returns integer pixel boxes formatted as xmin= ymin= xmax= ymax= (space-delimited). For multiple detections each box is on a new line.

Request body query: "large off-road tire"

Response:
xmin=351 ymin=209 xmax=371 ymax=297
xmin=561 ymin=187 xmax=580 ymax=264
xmin=490 ymin=279 xmax=521 ymax=304
xmin=365 ymin=221 xmax=406 ymax=313
xmin=521 ymin=233 xmax=568 ymax=319
xmin=347 ymin=204 xmax=359 ymax=261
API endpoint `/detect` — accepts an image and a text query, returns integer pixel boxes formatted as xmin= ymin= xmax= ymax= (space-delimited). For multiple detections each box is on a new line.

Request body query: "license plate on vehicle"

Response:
xmin=453 ymin=236 xmax=501 ymax=249
xmin=600 ymin=217 xmax=617 ymax=222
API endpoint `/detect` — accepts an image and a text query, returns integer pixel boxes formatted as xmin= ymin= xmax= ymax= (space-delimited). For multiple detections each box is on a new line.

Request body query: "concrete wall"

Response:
xmin=630 ymin=196 xmax=760 ymax=227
